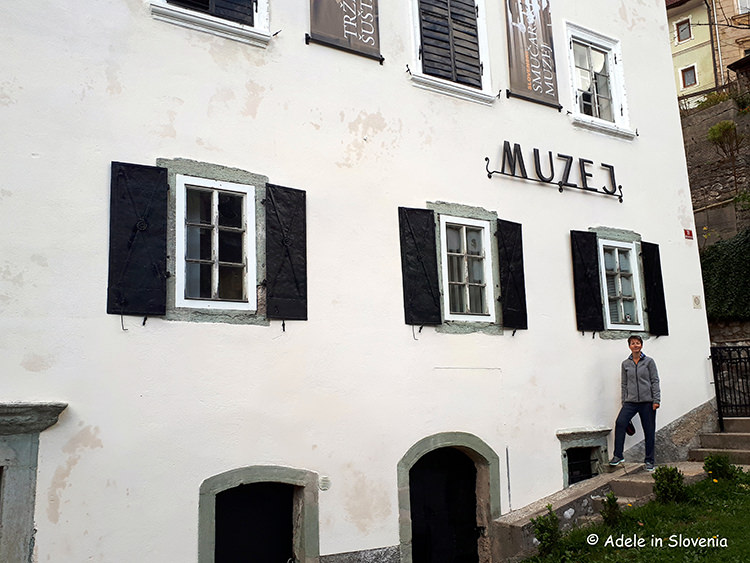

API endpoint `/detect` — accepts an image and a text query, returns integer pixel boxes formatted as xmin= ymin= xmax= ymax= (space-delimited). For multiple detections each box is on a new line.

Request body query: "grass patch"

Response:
xmin=522 ymin=469 xmax=750 ymax=562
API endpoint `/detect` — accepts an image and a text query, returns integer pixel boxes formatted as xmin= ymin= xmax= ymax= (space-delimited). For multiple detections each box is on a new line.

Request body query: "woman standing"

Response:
xmin=609 ymin=335 xmax=661 ymax=471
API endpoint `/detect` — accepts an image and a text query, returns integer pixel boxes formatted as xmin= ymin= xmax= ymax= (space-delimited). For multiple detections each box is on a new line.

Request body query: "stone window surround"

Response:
xmin=397 ymin=432 xmax=501 ymax=563
xmin=198 ymin=465 xmax=320 ymax=563
xmin=0 ymin=402 xmax=67 ymax=563
xmin=157 ymin=158 xmax=269 ymax=326
xmin=555 ymin=426 xmax=611 ymax=488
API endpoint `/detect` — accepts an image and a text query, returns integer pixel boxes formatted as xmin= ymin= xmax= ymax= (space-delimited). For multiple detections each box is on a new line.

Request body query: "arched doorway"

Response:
xmin=410 ymin=447 xmax=479 ymax=562
xmin=398 ymin=432 xmax=501 ymax=563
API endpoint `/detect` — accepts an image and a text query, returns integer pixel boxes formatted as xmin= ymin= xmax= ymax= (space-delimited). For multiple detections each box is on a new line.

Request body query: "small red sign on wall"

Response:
xmin=684 ymin=229 xmax=694 ymax=240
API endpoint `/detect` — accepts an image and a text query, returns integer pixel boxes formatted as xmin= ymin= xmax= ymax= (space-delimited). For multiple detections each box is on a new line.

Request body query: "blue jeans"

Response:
xmin=614 ymin=402 xmax=656 ymax=464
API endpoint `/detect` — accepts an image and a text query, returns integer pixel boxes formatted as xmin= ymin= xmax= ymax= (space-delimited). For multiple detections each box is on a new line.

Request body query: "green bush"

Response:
xmin=653 ymin=465 xmax=687 ymax=503
xmin=600 ymin=491 xmax=622 ymax=527
xmin=704 ymin=453 xmax=743 ymax=480
xmin=530 ymin=504 xmax=561 ymax=556
xmin=701 ymin=229 xmax=750 ymax=320
xmin=696 ymin=91 xmax=731 ymax=110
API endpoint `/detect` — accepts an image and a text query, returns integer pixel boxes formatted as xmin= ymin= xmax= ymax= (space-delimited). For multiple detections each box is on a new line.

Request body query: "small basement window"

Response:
xmin=556 ymin=427 xmax=610 ymax=488
xmin=565 ymin=447 xmax=597 ymax=485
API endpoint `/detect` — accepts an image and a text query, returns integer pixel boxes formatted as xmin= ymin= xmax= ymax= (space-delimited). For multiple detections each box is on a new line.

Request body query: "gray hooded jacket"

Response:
xmin=621 ymin=353 xmax=660 ymax=404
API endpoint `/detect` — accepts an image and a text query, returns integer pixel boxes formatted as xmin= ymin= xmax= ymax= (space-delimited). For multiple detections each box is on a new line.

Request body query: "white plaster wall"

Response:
xmin=0 ymin=0 xmax=713 ymax=560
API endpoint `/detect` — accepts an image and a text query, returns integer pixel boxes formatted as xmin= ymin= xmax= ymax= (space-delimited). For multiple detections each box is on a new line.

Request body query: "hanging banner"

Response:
xmin=506 ymin=0 xmax=560 ymax=109
xmin=307 ymin=0 xmax=382 ymax=63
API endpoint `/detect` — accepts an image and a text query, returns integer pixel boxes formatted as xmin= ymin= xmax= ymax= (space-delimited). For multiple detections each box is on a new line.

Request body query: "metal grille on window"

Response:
xmin=572 ymin=40 xmax=613 ymax=122
xmin=446 ymin=224 xmax=486 ymax=315
xmin=185 ymin=187 xmax=246 ymax=302
xmin=603 ymin=246 xmax=637 ymax=325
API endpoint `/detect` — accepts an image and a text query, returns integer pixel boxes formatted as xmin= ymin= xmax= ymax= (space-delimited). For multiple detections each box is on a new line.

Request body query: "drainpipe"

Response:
xmin=704 ymin=0 xmax=720 ymax=87
xmin=711 ymin=0 xmax=725 ymax=84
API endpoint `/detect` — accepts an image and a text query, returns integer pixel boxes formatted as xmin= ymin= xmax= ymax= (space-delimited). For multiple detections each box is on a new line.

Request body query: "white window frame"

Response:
xmin=149 ymin=0 xmax=271 ymax=48
xmin=597 ymin=239 xmax=645 ymax=331
xmin=175 ymin=174 xmax=257 ymax=311
xmin=565 ymin=23 xmax=635 ymax=139
xmin=675 ymin=17 xmax=693 ymax=44
xmin=680 ymin=64 xmax=698 ymax=89
xmin=740 ymin=0 xmax=750 ymax=15
xmin=439 ymin=215 xmax=496 ymax=323
xmin=408 ymin=1 xmax=495 ymax=105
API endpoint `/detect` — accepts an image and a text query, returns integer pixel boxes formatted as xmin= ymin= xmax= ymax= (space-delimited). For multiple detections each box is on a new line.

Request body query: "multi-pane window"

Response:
xmin=166 ymin=0 xmax=254 ymax=26
xmin=676 ymin=19 xmax=691 ymax=43
xmin=572 ymin=40 xmax=613 ymax=122
xmin=439 ymin=215 xmax=495 ymax=322
xmin=176 ymin=175 xmax=257 ymax=311
xmin=598 ymin=240 xmax=644 ymax=330
xmin=681 ymin=65 xmax=697 ymax=88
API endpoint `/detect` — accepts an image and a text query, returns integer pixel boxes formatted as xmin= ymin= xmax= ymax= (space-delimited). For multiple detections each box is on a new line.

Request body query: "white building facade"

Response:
xmin=1 ymin=1 xmax=713 ymax=561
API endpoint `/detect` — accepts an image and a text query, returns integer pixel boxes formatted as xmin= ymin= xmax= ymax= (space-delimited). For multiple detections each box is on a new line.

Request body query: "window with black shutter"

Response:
xmin=496 ymin=219 xmax=527 ymax=330
xmin=167 ymin=0 xmax=254 ymax=26
xmin=570 ymin=230 xmax=668 ymax=336
xmin=417 ymin=0 xmax=483 ymax=89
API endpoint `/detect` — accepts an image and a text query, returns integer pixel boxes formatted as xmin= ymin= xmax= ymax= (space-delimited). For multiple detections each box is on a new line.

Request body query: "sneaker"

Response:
xmin=645 ymin=462 xmax=655 ymax=472
xmin=609 ymin=456 xmax=624 ymax=466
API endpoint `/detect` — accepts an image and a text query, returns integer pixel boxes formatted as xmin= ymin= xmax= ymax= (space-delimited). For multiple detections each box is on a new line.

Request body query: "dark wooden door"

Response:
xmin=215 ymin=481 xmax=295 ymax=563
xmin=409 ymin=447 xmax=479 ymax=563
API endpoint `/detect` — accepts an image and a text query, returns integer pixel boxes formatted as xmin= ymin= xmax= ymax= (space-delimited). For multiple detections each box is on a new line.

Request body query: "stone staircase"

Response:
xmin=688 ymin=417 xmax=750 ymax=464
xmin=490 ymin=461 xmax=707 ymax=562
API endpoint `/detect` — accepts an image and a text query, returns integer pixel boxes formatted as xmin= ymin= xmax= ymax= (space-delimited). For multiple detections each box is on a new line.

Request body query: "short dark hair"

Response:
xmin=628 ymin=334 xmax=643 ymax=345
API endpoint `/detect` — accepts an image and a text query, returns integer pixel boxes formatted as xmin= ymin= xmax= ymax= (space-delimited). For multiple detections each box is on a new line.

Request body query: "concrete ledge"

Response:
xmin=320 ymin=546 xmax=399 ymax=563
xmin=0 ymin=402 xmax=67 ymax=435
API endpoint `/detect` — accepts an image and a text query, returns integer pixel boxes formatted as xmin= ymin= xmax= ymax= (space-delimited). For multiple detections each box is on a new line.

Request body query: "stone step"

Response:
xmin=700 ymin=432 xmax=750 ymax=449
xmin=688 ymin=448 xmax=750 ymax=465
xmin=610 ymin=473 xmax=655 ymax=498
xmin=724 ymin=418 xmax=750 ymax=433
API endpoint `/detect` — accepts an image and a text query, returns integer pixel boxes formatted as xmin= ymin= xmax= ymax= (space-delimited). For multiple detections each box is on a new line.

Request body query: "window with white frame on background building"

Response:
xmin=566 ymin=24 xmax=632 ymax=136
xmin=598 ymin=239 xmax=645 ymax=331
xmin=410 ymin=0 xmax=495 ymax=104
xmin=439 ymin=215 xmax=496 ymax=323
xmin=676 ymin=18 xmax=691 ymax=43
xmin=681 ymin=65 xmax=697 ymax=88
xmin=740 ymin=0 xmax=750 ymax=15
xmin=175 ymin=175 xmax=257 ymax=311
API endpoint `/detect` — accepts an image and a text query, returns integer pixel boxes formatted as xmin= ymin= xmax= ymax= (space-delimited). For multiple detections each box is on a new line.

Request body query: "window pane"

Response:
xmin=446 ymin=226 xmax=462 ymax=253
xmin=576 ymin=68 xmax=592 ymax=91
xmin=468 ymin=258 xmax=484 ymax=283
xmin=621 ymin=275 xmax=633 ymax=297
xmin=603 ymin=248 xmax=616 ymax=271
xmin=619 ymin=250 xmax=631 ymax=272
xmin=449 ymin=284 xmax=464 ymax=313
xmin=677 ymin=21 xmax=691 ymax=41
xmin=580 ymin=92 xmax=594 ymax=116
xmin=448 ymin=255 xmax=464 ymax=283
xmin=573 ymin=42 xmax=588 ymax=69
xmin=186 ymin=188 xmax=212 ymax=224
xmin=594 ymin=72 xmax=611 ymax=99
xmin=219 ymin=230 xmax=243 ymax=264
xmin=623 ymin=300 xmax=637 ymax=324
xmin=186 ymin=226 xmax=212 ymax=260
xmin=186 ymin=263 xmax=212 ymax=298
xmin=219 ymin=193 xmax=243 ymax=228
xmin=606 ymin=274 xmax=618 ymax=297
xmin=608 ymin=298 xmax=620 ymax=323
xmin=468 ymin=286 xmax=485 ymax=314
xmin=590 ymin=48 xmax=608 ymax=75
xmin=597 ymin=96 xmax=613 ymax=122
xmin=682 ymin=67 xmax=696 ymax=87
xmin=218 ymin=266 xmax=244 ymax=300
xmin=466 ymin=228 xmax=482 ymax=256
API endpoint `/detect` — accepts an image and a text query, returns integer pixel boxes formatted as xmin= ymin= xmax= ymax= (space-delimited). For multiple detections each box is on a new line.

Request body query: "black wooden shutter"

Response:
xmin=167 ymin=0 xmax=253 ymax=26
xmin=107 ymin=162 xmax=168 ymax=316
xmin=641 ymin=241 xmax=669 ymax=336
xmin=570 ymin=230 xmax=604 ymax=332
xmin=496 ymin=219 xmax=528 ymax=329
xmin=418 ymin=0 xmax=482 ymax=89
xmin=266 ymin=184 xmax=307 ymax=320
xmin=214 ymin=0 xmax=254 ymax=26
xmin=398 ymin=207 xmax=442 ymax=325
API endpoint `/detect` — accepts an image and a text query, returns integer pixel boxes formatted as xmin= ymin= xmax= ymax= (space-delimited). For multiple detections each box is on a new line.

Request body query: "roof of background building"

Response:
xmin=666 ymin=0 xmax=692 ymax=8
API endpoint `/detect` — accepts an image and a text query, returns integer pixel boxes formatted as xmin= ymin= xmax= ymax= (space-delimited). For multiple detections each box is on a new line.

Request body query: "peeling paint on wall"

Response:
xmin=343 ymin=466 xmax=391 ymax=534
xmin=21 ymin=353 xmax=54 ymax=373
xmin=47 ymin=426 xmax=104 ymax=524
xmin=242 ymin=81 xmax=266 ymax=118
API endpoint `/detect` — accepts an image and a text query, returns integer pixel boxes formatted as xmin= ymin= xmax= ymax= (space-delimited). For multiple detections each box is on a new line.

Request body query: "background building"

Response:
xmin=1 ymin=1 xmax=714 ymax=561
